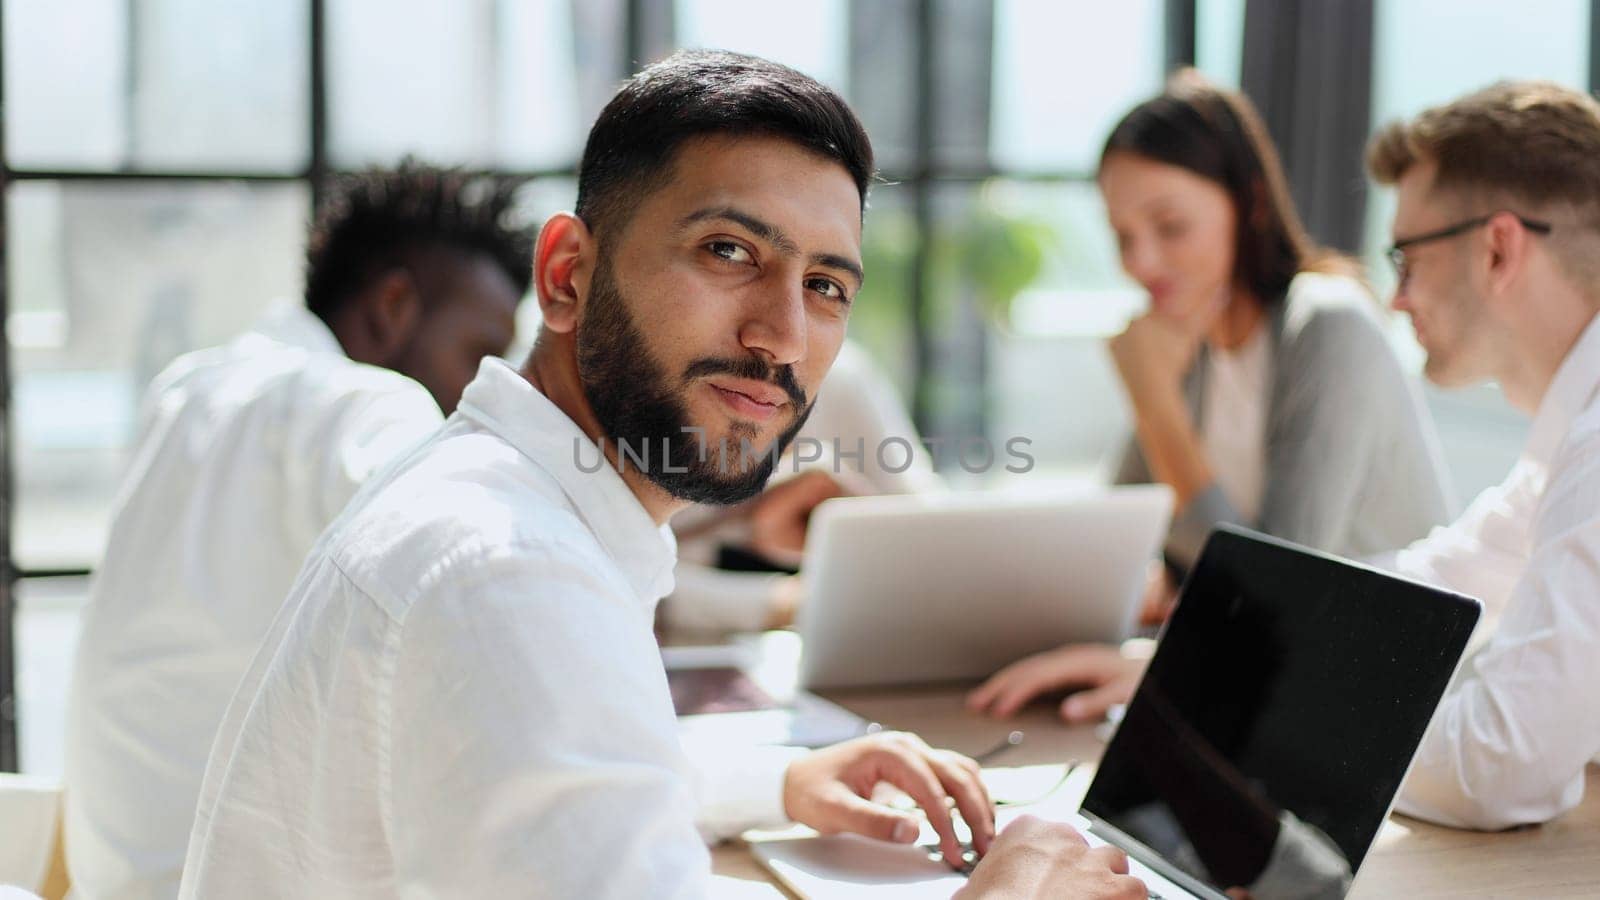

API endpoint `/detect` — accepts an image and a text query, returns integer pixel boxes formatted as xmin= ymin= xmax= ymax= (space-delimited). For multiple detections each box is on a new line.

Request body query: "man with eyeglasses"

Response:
xmin=1364 ymin=80 xmax=1600 ymax=830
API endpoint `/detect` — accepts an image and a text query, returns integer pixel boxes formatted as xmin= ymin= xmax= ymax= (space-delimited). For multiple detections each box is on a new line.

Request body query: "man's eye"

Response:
xmin=707 ymin=241 xmax=754 ymax=264
xmin=807 ymin=277 xmax=849 ymax=303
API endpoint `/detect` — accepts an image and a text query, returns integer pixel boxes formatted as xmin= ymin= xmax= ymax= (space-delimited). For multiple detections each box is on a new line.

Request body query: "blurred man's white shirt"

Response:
xmin=1395 ymin=312 xmax=1600 ymax=830
xmin=179 ymin=358 xmax=798 ymax=899
xmin=64 ymin=302 xmax=443 ymax=900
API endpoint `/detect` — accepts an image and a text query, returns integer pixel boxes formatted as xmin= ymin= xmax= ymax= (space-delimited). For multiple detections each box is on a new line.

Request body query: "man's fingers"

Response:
xmin=871 ymin=745 xmax=964 ymax=867
xmin=1114 ymin=874 xmax=1151 ymax=898
xmin=1087 ymin=844 xmax=1131 ymax=875
xmin=927 ymin=751 xmax=995 ymax=855
xmin=814 ymin=786 xmax=922 ymax=844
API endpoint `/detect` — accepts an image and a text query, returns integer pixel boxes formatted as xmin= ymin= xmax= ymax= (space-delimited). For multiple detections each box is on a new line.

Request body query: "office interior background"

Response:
xmin=0 ymin=0 xmax=1592 ymax=774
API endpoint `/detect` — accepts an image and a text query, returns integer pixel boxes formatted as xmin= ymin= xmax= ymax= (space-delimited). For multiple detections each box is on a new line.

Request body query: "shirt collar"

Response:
xmin=455 ymin=358 xmax=678 ymax=604
xmin=1525 ymin=311 xmax=1600 ymax=465
xmin=249 ymin=300 xmax=346 ymax=357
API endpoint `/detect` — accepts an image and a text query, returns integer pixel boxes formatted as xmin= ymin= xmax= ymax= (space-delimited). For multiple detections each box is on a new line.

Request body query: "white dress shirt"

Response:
xmin=1394 ymin=312 xmax=1600 ymax=830
xmin=179 ymin=358 xmax=800 ymax=899
xmin=64 ymin=303 xmax=443 ymax=900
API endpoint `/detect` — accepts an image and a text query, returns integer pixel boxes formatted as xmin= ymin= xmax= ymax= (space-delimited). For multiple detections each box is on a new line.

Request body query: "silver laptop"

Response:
xmin=758 ymin=526 xmax=1482 ymax=899
xmin=796 ymin=485 xmax=1174 ymax=690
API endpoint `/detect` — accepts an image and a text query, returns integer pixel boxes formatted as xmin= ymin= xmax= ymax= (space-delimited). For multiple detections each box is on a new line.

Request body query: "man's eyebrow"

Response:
xmin=676 ymin=205 xmax=864 ymax=289
xmin=812 ymin=252 xmax=865 ymax=290
xmin=676 ymin=206 xmax=799 ymax=255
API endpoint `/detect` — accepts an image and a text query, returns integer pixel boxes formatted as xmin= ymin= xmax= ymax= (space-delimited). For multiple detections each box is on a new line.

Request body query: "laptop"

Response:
xmin=756 ymin=526 xmax=1482 ymax=899
xmin=795 ymin=485 xmax=1174 ymax=690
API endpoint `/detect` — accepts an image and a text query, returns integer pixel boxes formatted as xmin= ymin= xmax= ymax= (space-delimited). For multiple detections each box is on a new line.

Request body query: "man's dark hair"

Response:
xmin=305 ymin=159 xmax=534 ymax=322
xmin=574 ymin=49 xmax=875 ymax=245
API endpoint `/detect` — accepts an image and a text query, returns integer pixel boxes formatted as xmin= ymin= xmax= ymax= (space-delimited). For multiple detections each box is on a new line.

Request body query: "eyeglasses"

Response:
xmin=1386 ymin=212 xmax=1553 ymax=289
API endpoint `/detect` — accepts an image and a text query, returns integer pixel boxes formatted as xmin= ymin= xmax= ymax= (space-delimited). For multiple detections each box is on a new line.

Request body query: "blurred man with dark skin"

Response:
xmin=176 ymin=52 xmax=1146 ymax=899
xmin=65 ymin=162 xmax=529 ymax=900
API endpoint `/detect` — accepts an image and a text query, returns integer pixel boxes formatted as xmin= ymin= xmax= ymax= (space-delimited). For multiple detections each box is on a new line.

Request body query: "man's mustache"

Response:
xmin=683 ymin=356 xmax=807 ymax=409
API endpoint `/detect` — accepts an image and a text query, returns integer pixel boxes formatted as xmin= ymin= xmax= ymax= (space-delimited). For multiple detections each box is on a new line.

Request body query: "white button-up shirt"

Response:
xmin=179 ymin=358 xmax=798 ymax=899
xmin=65 ymin=303 xmax=443 ymax=900
xmin=1394 ymin=312 xmax=1600 ymax=830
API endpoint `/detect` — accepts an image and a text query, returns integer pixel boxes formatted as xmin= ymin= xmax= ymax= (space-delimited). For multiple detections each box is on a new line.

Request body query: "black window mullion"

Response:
xmin=1591 ymin=0 xmax=1600 ymax=93
xmin=908 ymin=0 xmax=934 ymax=435
xmin=1 ymin=0 xmax=18 ymax=775
xmin=310 ymin=0 xmax=329 ymax=211
xmin=1166 ymin=0 xmax=1198 ymax=72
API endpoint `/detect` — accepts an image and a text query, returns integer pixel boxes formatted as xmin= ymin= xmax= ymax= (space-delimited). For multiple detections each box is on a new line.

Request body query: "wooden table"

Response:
xmin=709 ymin=686 xmax=1600 ymax=898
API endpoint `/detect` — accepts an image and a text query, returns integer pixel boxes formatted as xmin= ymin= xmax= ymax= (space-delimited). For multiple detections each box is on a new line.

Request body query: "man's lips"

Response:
xmin=708 ymin=378 xmax=789 ymax=408
xmin=708 ymin=380 xmax=787 ymax=421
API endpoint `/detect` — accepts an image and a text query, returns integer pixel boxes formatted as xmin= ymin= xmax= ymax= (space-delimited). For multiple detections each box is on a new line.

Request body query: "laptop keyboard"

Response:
xmin=921 ymin=841 xmax=1172 ymax=897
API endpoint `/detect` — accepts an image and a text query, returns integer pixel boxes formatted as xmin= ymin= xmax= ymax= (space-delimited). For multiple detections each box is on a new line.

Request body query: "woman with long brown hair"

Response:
xmin=970 ymin=71 xmax=1452 ymax=722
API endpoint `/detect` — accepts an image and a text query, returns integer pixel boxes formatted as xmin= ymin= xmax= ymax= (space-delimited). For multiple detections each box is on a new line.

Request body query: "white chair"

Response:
xmin=0 ymin=775 xmax=66 ymax=899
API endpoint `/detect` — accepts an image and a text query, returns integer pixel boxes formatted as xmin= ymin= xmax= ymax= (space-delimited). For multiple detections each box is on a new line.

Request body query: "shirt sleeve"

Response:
xmin=386 ymin=545 xmax=713 ymax=899
xmin=1386 ymin=468 xmax=1535 ymax=627
xmin=681 ymin=740 xmax=807 ymax=842
xmin=1396 ymin=430 xmax=1600 ymax=830
xmin=661 ymin=563 xmax=784 ymax=633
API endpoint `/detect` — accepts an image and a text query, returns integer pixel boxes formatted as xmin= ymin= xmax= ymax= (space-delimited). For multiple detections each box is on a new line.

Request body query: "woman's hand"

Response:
xmin=1108 ymin=313 xmax=1200 ymax=413
xmin=966 ymin=644 xmax=1148 ymax=724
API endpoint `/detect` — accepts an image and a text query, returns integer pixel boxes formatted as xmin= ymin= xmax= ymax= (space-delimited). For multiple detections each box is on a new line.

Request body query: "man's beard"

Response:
xmin=575 ymin=258 xmax=813 ymax=505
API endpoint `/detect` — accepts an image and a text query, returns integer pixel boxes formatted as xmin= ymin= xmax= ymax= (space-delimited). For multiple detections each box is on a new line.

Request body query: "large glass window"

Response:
xmin=5 ymin=0 xmax=309 ymax=172
xmin=675 ymin=0 xmax=849 ymax=90
xmin=329 ymin=0 xmax=583 ymax=169
xmin=9 ymin=182 xmax=310 ymax=569
xmin=1196 ymin=0 xmax=1246 ymax=87
xmin=989 ymin=0 xmax=1165 ymax=173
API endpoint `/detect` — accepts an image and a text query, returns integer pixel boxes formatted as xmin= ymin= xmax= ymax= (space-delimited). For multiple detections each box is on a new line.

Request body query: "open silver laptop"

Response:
xmin=796 ymin=485 xmax=1174 ymax=690
xmin=757 ymin=526 xmax=1482 ymax=899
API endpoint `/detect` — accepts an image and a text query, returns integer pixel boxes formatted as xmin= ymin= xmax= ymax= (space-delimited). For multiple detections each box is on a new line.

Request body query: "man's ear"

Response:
xmin=1483 ymin=211 xmax=1529 ymax=302
xmin=535 ymin=213 xmax=595 ymax=335
xmin=363 ymin=269 xmax=423 ymax=364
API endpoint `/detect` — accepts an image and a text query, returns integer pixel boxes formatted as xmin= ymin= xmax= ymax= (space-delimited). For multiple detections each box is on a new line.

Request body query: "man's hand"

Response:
xmin=783 ymin=731 xmax=995 ymax=868
xmin=966 ymin=643 xmax=1147 ymax=723
xmin=955 ymin=816 xmax=1147 ymax=899
xmin=747 ymin=470 xmax=858 ymax=565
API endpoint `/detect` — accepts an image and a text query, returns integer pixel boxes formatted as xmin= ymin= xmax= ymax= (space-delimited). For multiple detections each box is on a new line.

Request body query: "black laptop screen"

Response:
xmin=1080 ymin=527 xmax=1479 ymax=898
